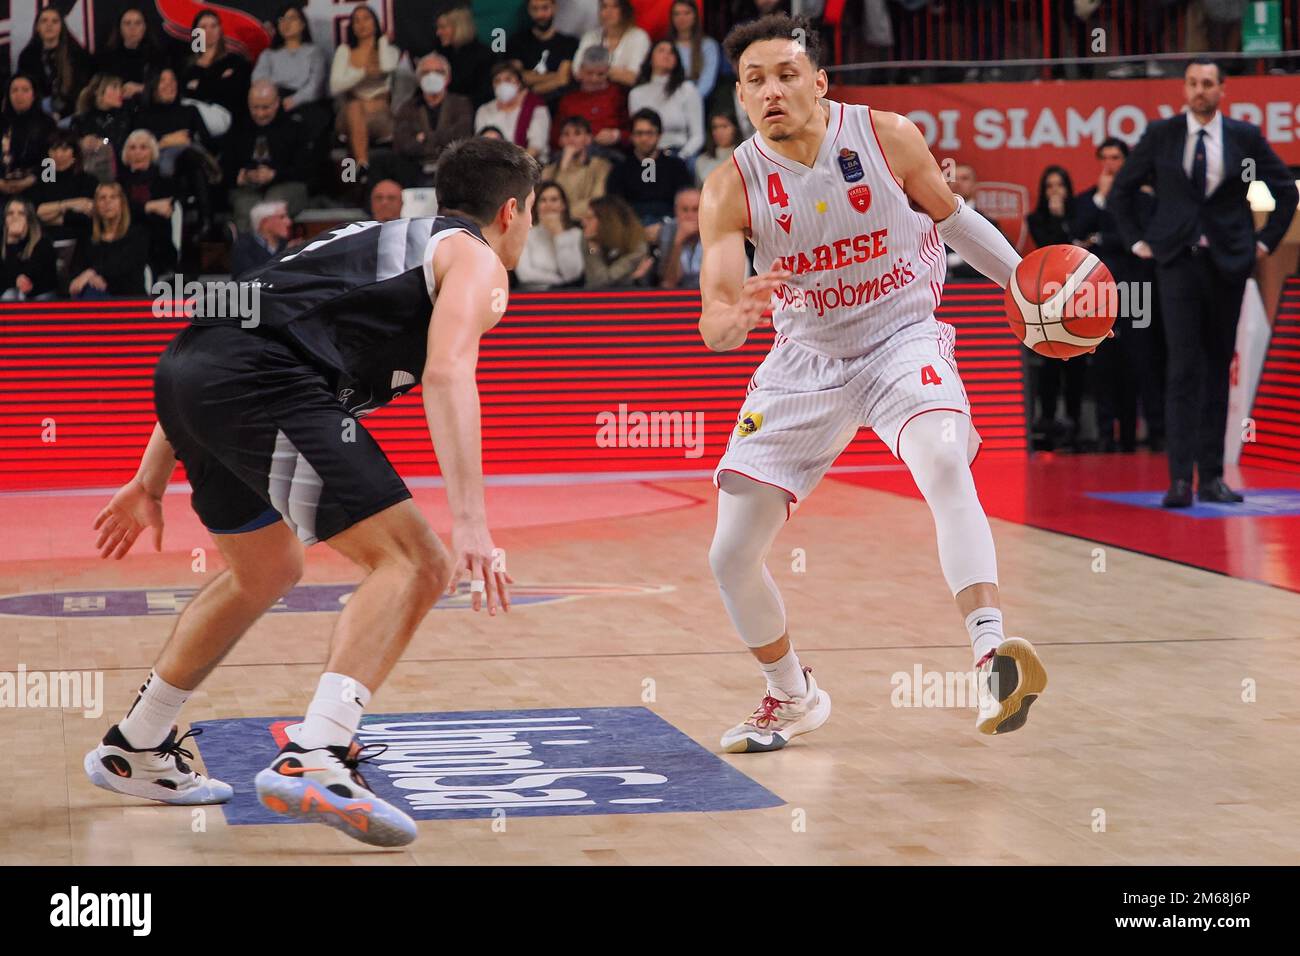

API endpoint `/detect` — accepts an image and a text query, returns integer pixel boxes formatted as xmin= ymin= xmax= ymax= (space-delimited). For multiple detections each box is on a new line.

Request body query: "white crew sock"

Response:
xmin=760 ymin=647 xmax=808 ymax=699
xmin=966 ymin=607 xmax=1005 ymax=663
xmin=297 ymin=672 xmax=372 ymax=750
xmin=119 ymin=670 xmax=192 ymax=749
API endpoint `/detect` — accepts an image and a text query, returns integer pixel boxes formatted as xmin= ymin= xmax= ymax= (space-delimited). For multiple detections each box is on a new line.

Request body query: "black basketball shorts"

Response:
xmin=153 ymin=324 xmax=411 ymax=544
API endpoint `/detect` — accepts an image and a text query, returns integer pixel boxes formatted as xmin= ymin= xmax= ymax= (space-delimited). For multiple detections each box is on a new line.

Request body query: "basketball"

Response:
xmin=1005 ymin=245 xmax=1118 ymax=359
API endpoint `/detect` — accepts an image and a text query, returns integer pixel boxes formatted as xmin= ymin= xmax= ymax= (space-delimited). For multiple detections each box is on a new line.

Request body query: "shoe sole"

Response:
xmin=83 ymin=750 xmax=233 ymax=805
xmin=254 ymin=768 xmax=417 ymax=847
xmin=977 ymin=639 xmax=1047 ymax=736
xmin=721 ymin=690 xmax=832 ymax=754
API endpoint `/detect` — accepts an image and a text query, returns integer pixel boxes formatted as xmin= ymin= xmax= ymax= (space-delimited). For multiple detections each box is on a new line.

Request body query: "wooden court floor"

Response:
xmin=3 ymin=475 xmax=1299 ymax=865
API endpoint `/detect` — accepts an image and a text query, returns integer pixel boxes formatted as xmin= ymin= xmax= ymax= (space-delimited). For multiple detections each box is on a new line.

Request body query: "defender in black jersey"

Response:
xmin=86 ymin=139 xmax=540 ymax=846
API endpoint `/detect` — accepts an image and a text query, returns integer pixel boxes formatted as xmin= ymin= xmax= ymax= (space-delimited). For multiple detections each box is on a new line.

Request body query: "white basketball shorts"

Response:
xmin=712 ymin=317 xmax=981 ymax=507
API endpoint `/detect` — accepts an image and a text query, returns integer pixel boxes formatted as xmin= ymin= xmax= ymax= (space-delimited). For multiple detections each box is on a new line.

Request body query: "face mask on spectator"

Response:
xmin=420 ymin=72 xmax=447 ymax=95
xmin=494 ymin=81 xmax=520 ymax=103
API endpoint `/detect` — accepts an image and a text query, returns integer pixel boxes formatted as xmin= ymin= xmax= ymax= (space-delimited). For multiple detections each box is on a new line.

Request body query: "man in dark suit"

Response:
xmin=1112 ymin=59 xmax=1297 ymax=507
xmin=1075 ymin=137 xmax=1163 ymax=454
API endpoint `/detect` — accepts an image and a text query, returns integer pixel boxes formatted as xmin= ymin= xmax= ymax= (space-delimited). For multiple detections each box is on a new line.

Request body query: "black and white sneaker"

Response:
xmin=84 ymin=725 xmax=233 ymax=804
xmin=255 ymin=741 xmax=417 ymax=847
xmin=976 ymin=638 xmax=1048 ymax=735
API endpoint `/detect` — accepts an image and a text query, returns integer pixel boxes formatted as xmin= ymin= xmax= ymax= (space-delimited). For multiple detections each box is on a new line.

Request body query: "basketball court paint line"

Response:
xmin=831 ymin=453 xmax=1300 ymax=593
xmin=190 ymin=707 xmax=784 ymax=823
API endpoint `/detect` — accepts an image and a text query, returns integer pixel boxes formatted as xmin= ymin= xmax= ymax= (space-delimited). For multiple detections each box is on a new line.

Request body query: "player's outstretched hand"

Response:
xmin=93 ymin=478 xmax=164 ymax=560
xmin=449 ymin=520 xmax=512 ymax=616
xmin=738 ymin=259 xmax=793 ymax=332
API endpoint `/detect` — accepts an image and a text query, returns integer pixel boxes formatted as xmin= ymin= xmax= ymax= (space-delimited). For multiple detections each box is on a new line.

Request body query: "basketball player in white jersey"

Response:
xmin=700 ymin=15 xmax=1047 ymax=752
xmin=83 ymin=138 xmax=538 ymax=845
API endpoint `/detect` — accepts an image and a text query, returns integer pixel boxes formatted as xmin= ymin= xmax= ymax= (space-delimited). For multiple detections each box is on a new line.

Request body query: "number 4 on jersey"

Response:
xmin=921 ymin=365 xmax=943 ymax=385
xmin=767 ymin=173 xmax=793 ymax=233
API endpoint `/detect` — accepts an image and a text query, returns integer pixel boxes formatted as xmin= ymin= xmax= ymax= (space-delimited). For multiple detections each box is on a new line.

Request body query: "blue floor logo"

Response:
xmin=1086 ymin=488 xmax=1300 ymax=518
xmin=0 ymin=582 xmax=673 ymax=617
xmin=192 ymin=707 xmax=783 ymax=822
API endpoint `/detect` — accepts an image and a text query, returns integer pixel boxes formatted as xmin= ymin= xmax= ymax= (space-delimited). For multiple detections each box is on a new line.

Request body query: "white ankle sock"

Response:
xmin=119 ymin=670 xmax=192 ymax=749
xmin=297 ymin=672 xmax=372 ymax=750
xmin=966 ymin=607 xmax=1005 ymax=663
xmin=760 ymin=647 xmax=807 ymax=699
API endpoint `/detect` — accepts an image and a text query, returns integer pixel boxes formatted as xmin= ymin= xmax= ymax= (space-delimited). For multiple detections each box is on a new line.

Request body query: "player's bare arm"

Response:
xmin=871 ymin=109 xmax=1021 ymax=289
xmin=422 ymin=231 xmax=512 ymax=614
xmin=698 ymin=161 xmax=791 ymax=352
xmin=93 ymin=422 xmax=175 ymax=559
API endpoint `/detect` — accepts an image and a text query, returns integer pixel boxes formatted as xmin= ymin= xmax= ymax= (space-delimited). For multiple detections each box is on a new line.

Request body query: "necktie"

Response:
xmin=1191 ymin=128 xmax=1207 ymax=197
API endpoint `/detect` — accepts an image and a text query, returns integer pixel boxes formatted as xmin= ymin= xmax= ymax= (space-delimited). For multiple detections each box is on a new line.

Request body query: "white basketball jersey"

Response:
xmin=732 ymin=99 xmax=945 ymax=358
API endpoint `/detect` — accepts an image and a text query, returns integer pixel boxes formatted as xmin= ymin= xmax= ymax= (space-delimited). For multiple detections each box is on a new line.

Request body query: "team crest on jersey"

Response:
xmin=837 ymin=148 xmax=864 ymax=183
xmin=847 ymin=185 xmax=872 ymax=213
xmin=736 ymin=411 xmax=764 ymax=436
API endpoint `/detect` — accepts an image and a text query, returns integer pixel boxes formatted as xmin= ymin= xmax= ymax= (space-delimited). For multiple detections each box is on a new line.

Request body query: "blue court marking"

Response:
xmin=1085 ymin=488 xmax=1300 ymax=518
xmin=192 ymin=707 xmax=784 ymax=823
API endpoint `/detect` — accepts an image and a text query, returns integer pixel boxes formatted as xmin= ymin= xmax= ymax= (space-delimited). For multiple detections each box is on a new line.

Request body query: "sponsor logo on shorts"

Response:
xmin=736 ymin=411 xmax=764 ymax=436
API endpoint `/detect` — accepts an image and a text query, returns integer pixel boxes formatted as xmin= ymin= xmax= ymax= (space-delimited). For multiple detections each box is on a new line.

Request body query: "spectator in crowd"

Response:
xmin=393 ymin=54 xmax=474 ymax=186
xmin=669 ymin=0 xmax=721 ymax=101
xmin=330 ymin=4 xmax=401 ymax=177
xmin=655 ymin=186 xmax=702 ymax=288
xmin=731 ymin=0 xmax=792 ymax=25
xmin=480 ymin=126 xmax=506 ymax=140
xmin=1026 ymin=164 xmax=1086 ymax=452
xmin=231 ymin=199 xmax=291 ymax=276
xmin=69 ymin=182 xmax=149 ymax=297
xmin=606 ymin=108 xmax=693 ymax=227
xmin=575 ymin=0 xmax=652 ymax=87
xmin=944 ymin=163 xmax=1003 ymax=277
xmin=17 ymin=6 xmax=93 ymax=120
xmin=553 ymin=46 xmax=629 ymax=154
xmin=369 ymin=178 xmax=404 ymax=221
xmin=97 ymin=7 xmax=171 ymax=103
xmin=181 ymin=9 xmax=254 ymax=126
xmin=1076 ymin=137 xmax=1163 ymax=454
xmin=434 ymin=6 xmax=498 ymax=107
xmin=476 ymin=63 xmax=551 ymax=162
xmin=581 ymin=193 xmax=647 ymax=287
xmin=694 ymin=112 xmax=738 ymax=185
xmin=510 ymin=0 xmax=580 ymax=109
xmin=134 ymin=68 xmax=220 ymax=238
xmin=0 ymin=199 xmax=58 ymax=300
xmin=516 ymin=180 xmax=585 ymax=288
xmin=1112 ymin=59 xmax=1298 ymax=507
xmin=119 ymin=129 xmax=178 ymax=279
xmin=28 ymin=131 xmax=98 ymax=243
xmin=542 ymin=116 xmax=611 ymax=219
xmin=223 ymin=81 xmax=308 ymax=230
xmin=629 ymin=41 xmax=705 ymax=164
xmin=72 ymin=75 xmax=136 ymax=180
xmin=1 ymin=75 xmax=55 ymax=198
xmin=254 ymin=4 xmax=331 ymax=152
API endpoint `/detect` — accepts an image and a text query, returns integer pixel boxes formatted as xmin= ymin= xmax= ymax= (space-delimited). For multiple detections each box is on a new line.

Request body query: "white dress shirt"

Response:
xmin=1183 ymin=110 xmax=1224 ymax=196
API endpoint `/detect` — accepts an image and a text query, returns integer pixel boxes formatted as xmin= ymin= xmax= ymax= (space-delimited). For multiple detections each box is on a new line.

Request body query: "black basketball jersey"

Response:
xmin=200 ymin=215 xmax=489 ymax=417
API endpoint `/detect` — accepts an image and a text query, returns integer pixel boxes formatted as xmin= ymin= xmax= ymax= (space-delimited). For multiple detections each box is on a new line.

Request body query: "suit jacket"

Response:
xmin=392 ymin=92 xmax=474 ymax=168
xmin=1074 ymin=185 xmax=1155 ymax=284
xmin=1111 ymin=113 xmax=1298 ymax=278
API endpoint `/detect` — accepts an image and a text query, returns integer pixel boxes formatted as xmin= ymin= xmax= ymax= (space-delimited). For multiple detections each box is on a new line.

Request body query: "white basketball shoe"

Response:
xmin=84 ymin=725 xmax=233 ymax=804
xmin=721 ymin=667 xmax=832 ymax=753
xmin=976 ymin=637 xmax=1048 ymax=735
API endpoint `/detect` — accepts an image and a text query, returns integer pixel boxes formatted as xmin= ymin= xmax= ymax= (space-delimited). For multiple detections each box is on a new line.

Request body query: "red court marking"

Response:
xmin=832 ymin=453 xmax=1300 ymax=593
xmin=0 ymin=482 xmax=699 ymax=564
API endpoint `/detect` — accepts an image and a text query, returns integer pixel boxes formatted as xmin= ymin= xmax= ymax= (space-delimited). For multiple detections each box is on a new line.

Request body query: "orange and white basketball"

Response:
xmin=1005 ymin=245 xmax=1118 ymax=359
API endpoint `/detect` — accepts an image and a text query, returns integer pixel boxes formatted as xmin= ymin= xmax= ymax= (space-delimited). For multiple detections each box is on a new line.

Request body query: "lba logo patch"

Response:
xmin=837 ymin=148 xmax=864 ymax=182
xmin=847 ymin=184 xmax=872 ymax=213
xmin=191 ymin=707 xmax=783 ymax=821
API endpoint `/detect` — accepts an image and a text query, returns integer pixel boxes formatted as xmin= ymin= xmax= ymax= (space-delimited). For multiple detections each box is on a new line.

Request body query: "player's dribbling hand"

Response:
xmin=93 ymin=478 xmax=164 ymax=560
xmin=449 ymin=520 xmax=512 ymax=616
xmin=739 ymin=259 xmax=792 ymax=332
